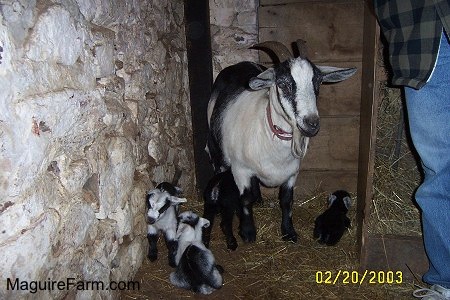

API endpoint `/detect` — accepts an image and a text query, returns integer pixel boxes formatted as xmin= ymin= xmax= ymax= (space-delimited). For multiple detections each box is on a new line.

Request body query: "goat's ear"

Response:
xmin=169 ymin=196 xmax=187 ymax=205
xmin=249 ymin=68 xmax=275 ymax=90
xmin=199 ymin=218 xmax=210 ymax=228
xmin=327 ymin=194 xmax=337 ymax=207
xmin=343 ymin=196 xmax=351 ymax=210
xmin=318 ymin=66 xmax=357 ymax=83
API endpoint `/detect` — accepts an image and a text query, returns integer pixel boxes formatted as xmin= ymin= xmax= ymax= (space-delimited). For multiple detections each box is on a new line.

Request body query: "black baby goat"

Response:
xmin=313 ymin=190 xmax=351 ymax=246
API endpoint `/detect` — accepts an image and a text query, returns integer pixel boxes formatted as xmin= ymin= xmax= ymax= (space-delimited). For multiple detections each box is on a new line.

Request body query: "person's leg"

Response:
xmin=404 ymin=32 xmax=450 ymax=288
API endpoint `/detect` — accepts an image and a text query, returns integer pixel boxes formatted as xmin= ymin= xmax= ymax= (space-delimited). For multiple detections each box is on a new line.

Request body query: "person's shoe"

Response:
xmin=413 ymin=284 xmax=450 ymax=299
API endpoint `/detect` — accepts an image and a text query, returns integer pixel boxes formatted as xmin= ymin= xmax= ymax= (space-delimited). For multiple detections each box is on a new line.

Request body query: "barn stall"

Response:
xmin=0 ymin=0 xmax=425 ymax=299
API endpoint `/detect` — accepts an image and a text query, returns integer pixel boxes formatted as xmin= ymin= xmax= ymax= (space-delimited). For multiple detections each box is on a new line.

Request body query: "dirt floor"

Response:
xmin=122 ymin=192 xmax=420 ymax=300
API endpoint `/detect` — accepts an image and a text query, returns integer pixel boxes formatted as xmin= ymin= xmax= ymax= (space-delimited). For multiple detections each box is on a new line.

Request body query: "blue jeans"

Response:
xmin=404 ymin=32 xmax=450 ymax=288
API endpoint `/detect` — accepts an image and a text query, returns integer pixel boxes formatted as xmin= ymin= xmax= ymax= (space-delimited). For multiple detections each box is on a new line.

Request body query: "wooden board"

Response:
xmin=261 ymin=170 xmax=357 ymax=197
xmin=362 ymin=234 xmax=428 ymax=281
xmin=296 ymin=170 xmax=358 ymax=195
xmin=259 ymin=2 xmax=364 ymax=63
xmin=301 ymin=116 xmax=360 ymax=171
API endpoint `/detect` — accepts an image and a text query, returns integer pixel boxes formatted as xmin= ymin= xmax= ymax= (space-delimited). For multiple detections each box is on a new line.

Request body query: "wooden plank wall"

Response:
xmin=259 ymin=0 xmax=364 ymax=196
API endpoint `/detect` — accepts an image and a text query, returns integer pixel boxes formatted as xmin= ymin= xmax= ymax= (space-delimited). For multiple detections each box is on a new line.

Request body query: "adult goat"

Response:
xmin=205 ymin=41 xmax=357 ymax=244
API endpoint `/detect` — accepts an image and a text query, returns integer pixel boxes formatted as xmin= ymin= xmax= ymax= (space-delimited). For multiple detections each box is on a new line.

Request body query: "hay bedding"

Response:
xmin=368 ymin=44 xmax=422 ymax=237
xmin=123 ymin=191 xmax=413 ymax=300
xmin=368 ymin=83 xmax=422 ymax=237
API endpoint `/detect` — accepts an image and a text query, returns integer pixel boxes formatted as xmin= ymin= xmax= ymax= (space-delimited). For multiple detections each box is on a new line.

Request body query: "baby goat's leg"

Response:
xmin=164 ymin=229 xmax=178 ymax=267
xmin=202 ymin=176 xmax=220 ymax=248
xmin=279 ymin=177 xmax=298 ymax=242
xmin=219 ymin=201 xmax=238 ymax=250
xmin=147 ymin=225 xmax=158 ymax=261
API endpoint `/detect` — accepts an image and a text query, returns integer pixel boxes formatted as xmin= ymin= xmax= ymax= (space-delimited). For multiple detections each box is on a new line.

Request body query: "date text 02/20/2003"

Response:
xmin=315 ymin=270 xmax=403 ymax=285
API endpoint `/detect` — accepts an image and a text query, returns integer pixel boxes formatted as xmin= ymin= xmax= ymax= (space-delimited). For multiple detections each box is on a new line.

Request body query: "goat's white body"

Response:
xmin=219 ymin=89 xmax=301 ymax=191
xmin=174 ymin=222 xmax=204 ymax=264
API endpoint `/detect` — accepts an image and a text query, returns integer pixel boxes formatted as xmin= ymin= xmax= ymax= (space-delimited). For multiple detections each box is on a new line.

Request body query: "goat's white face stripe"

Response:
xmin=290 ymin=60 xmax=318 ymax=123
xmin=275 ymin=59 xmax=320 ymax=137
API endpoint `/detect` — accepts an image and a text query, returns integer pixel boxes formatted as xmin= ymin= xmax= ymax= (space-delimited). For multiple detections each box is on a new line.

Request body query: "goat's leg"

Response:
xmin=251 ymin=176 xmax=263 ymax=204
xmin=279 ymin=179 xmax=298 ymax=242
xmin=164 ymin=230 xmax=178 ymax=267
xmin=237 ymin=187 xmax=257 ymax=242
xmin=219 ymin=201 xmax=238 ymax=250
xmin=233 ymin=171 xmax=257 ymax=242
xmin=202 ymin=176 xmax=220 ymax=248
xmin=147 ymin=225 xmax=158 ymax=261
xmin=202 ymin=204 xmax=217 ymax=248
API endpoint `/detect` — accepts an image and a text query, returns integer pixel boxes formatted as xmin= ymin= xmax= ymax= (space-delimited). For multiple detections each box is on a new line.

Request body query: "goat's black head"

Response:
xmin=328 ymin=190 xmax=351 ymax=212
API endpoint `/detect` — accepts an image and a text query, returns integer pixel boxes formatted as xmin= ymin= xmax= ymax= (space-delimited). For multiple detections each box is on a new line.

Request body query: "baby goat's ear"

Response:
xmin=318 ymin=66 xmax=357 ymax=83
xmin=327 ymin=194 xmax=337 ymax=207
xmin=199 ymin=217 xmax=210 ymax=229
xmin=169 ymin=196 xmax=187 ymax=205
xmin=343 ymin=196 xmax=351 ymax=210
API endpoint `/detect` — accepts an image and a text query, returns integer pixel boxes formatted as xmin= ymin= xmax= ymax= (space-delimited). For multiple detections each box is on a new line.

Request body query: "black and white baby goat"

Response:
xmin=146 ymin=182 xmax=187 ymax=267
xmin=203 ymin=170 xmax=241 ymax=251
xmin=313 ymin=190 xmax=351 ymax=246
xmin=170 ymin=211 xmax=224 ymax=295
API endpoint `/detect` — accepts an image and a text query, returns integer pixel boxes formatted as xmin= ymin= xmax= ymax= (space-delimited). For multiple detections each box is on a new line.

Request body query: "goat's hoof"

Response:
xmin=226 ymin=239 xmax=238 ymax=251
xmin=239 ymin=228 xmax=256 ymax=243
xmin=281 ymin=231 xmax=298 ymax=243
xmin=147 ymin=252 xmax=158 ymax=261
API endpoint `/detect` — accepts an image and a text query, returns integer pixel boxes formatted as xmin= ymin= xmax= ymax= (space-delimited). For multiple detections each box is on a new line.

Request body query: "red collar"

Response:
xmin=266 ymin=103 xmax=293 ymax=141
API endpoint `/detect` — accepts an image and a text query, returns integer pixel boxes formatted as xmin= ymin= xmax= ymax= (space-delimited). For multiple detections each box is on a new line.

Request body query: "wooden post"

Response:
xmin=357 ymin=0 xmax=379 ymax=266
xmin=184 ymin=0 xmax=214 ymax=195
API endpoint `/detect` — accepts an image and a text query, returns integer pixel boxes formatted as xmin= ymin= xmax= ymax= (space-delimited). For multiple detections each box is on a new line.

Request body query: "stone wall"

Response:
xmin=209 ymin=0 xmax=259 ymax=77
xmin=0 ymin=0 xmax=194 ymax=299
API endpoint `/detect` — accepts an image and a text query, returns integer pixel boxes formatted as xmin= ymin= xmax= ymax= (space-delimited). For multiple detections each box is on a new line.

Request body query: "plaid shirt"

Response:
xmin=374 ymin=0 xmax=450 ymax=89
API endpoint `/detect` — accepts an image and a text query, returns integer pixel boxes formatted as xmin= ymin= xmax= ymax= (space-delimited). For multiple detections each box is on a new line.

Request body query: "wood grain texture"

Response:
xmin=301 ymin=116 xmax=360 ymax=171
xmin=259 ymin=2 xmax=364 ymax=63
xmin=295 ymin=170 xmax=358 ymax=195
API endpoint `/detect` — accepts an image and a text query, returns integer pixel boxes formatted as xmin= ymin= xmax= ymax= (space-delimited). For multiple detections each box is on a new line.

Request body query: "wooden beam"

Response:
xmin=184 ymin=0 xmax=214 ymax=194
xmin=357 ymin=0 xmax=379 ymax=264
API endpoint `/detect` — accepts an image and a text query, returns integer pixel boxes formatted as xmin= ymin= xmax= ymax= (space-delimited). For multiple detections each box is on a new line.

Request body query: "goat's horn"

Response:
xmin=250 ymin=41 xmax=293 ymax=63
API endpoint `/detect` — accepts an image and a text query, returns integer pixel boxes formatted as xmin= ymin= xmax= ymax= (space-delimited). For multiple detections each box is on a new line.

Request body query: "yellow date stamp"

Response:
xmin=315 ymin=270 xmax=403 ymax=285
